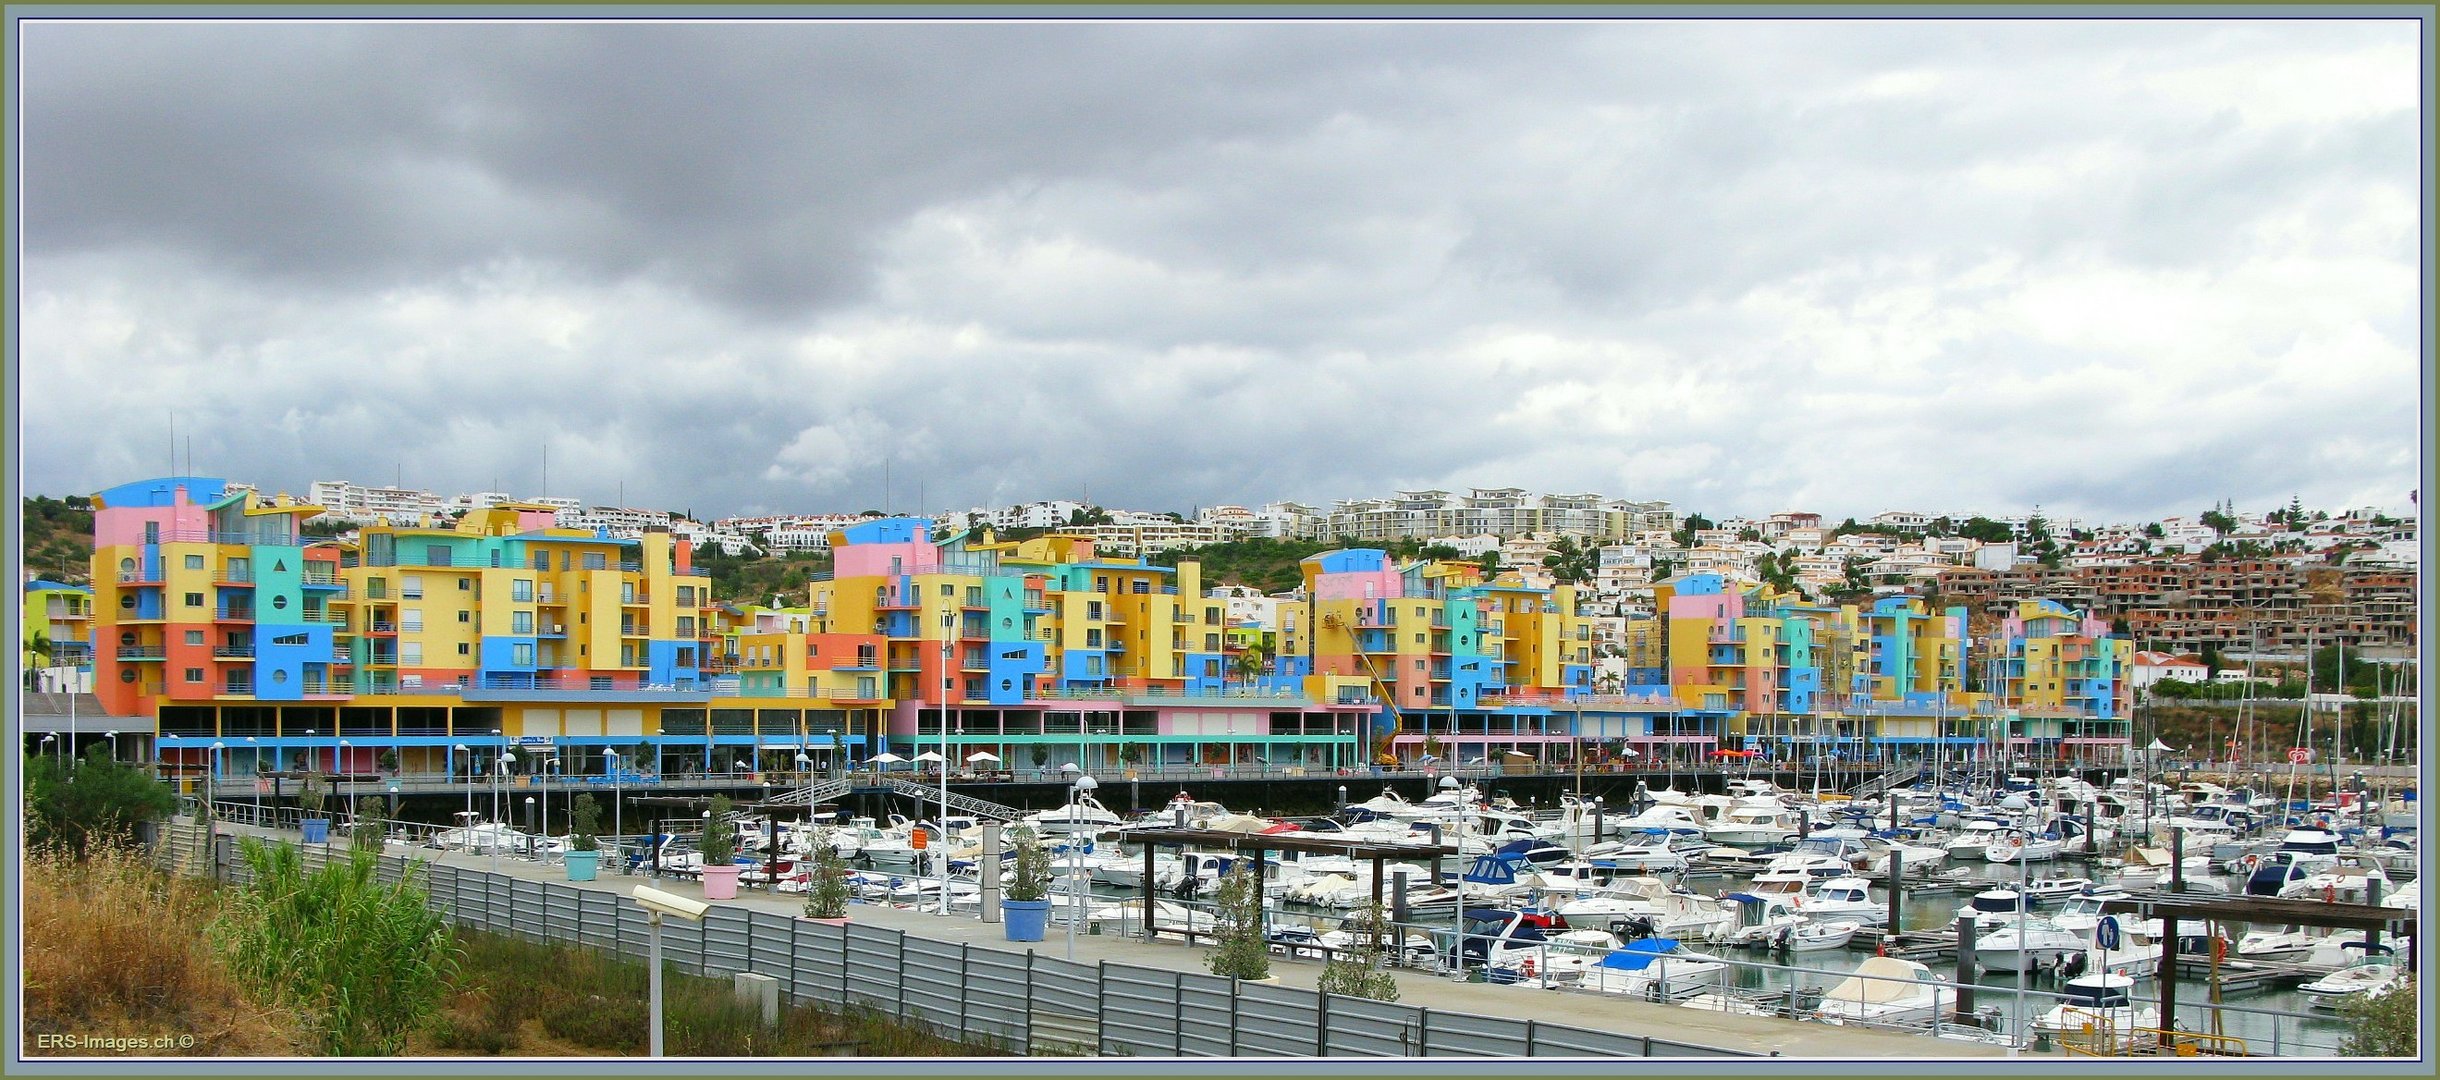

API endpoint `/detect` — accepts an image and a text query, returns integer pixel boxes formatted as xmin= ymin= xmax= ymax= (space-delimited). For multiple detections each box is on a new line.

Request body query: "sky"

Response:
xmin=15 ymin=16 xmax=2426 ymax=526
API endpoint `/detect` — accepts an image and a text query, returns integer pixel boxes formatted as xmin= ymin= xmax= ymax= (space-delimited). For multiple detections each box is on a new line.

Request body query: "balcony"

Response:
xmin=117 ymin=646 xmax=167 ymax=660
xmin=221 ymin=680 xmax=255 ymax=696
xmin=213 ymin=645 xmax=256 ymax=659
xmin=213 ymin=608 xmax=257 ymax=623
xmin=214 ymin=569 xmax=254 ymax=585
xmin=301 ymin=677 xmax=353 ymax=695
xmin=117 ymin=569 xmax=163 ymax=584
xmin=367 ymin=621 xmax=398 ymax=635
xmin=297 ymin=610 xmax=346 ymax=625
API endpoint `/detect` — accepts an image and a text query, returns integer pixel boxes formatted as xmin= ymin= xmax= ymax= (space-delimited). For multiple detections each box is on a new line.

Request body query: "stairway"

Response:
xmin=765 ymin=777 xmax=854 ymax=807
xmin=877 ymin=777 xmax=1024 ymax=822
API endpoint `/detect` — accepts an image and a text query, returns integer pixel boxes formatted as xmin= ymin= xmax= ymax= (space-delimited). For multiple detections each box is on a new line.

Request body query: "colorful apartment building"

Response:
xmin=23 ymin=579 xmax=93 ymax=691
xmin=1993 ymin=599 xmax=2134 ymax=757
xmin=1299 ymin=550 xmax=1595 ymax=765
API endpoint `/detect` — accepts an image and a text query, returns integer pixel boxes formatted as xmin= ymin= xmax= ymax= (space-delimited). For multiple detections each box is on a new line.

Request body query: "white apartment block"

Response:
xmin=1082 ymin=518 xmax=1229 ymax=558
xmin=307 ymin=480 xmax=449 ymax=525
xmin=1304 ymin=488 xmax=1672 ymax=544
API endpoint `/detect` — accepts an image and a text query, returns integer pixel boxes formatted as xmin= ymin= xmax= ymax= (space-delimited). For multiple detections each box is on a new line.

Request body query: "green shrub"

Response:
xmin=804 ymin=838 xmax=853 ymax=919
xmin=1317 ymin=901 xmax=1399 ymax=1001
xmin=699 ymin=796 xmax=735 ymax=865
xmin=1005 ymin=826 xmax=1052 ymax=901
xmin=25 ymin=748 xmax=178 ymax=858
xmin=210 ymin=839 xmax=458 ymax=1055
xmin=568 ymin=794 xmax=603 ymax=853
xmin=539 ymin=992 xmax=647 ymax=1052
xmin=1207 ymin=863 xmax=1270 ymax=981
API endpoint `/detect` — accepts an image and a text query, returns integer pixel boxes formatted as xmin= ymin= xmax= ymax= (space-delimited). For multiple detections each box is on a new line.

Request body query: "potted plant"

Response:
xmin=348 ymin=797 xmax=388 ymax=853
xmin=1208 ymin=862 xmax=1273 ymax=983
xmin=802 ymin=836 xmax=853 ymax=924
xmin=376 ymin=749 xmax=400 ymax=776
xmin=698 ymin=796 xmax=740 ymax=900
xmin=298 ymin=769 xmax=331 ymax=844
xmin=1001 ymin=825 xmax=1053 ymax=941
xmin=564 ymin=793 xmax=603 ymax=881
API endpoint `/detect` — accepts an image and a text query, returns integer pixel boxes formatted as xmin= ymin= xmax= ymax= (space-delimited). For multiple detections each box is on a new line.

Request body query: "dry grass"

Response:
xmin=21 ymin=845 xmax=306 ymax=1057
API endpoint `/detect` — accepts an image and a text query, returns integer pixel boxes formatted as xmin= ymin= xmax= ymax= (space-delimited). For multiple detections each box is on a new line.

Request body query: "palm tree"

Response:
xmin=1229 ymin=640 xmax=1272 ymax=690
xmin=25 ymin=631 xmax=54 ymax=691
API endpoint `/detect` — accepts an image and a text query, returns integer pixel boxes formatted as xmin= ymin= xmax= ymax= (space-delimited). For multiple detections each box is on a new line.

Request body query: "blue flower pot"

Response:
xmin=564 ymin=850 xmax=600 ymax=881
xmin=300 ymin=818 xmax=331 ymax=844
xmin=1003 ymin=899 xmax=1051 ymax=942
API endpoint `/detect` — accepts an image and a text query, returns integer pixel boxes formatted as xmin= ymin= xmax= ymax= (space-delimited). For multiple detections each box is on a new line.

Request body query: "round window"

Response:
xmin=120 ymin=631 xmax=137 ymax=646
xmin=271 ymin=595 xmax=290 ymax=610
xmin=120 ymin=595 xmax=136 ymax=609
xmin=120 ymin=669 xmax=137 ymax=683
xmin=272 ymin=669 xmax=290 ymax=684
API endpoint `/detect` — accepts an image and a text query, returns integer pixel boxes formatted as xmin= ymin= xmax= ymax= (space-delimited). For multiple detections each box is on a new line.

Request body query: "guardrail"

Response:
xmin=149 ymin=821 xmax=1755 ymax=1058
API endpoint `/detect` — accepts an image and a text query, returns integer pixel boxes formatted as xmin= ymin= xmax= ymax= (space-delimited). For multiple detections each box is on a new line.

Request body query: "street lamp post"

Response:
xmin=41 ymin=734 xmax=58 ymax=767
xmin=937 ymin=607 xmax=954 ymax=917
xmin=1068 ymin=774 xmax=1098 ymax=960
xmin=247 ymin=737 xmax=261 ymax=824
xmin=606 ymin=749 xmax=623 ymax=873
xmin=495 ymin=752 xmax=517 ymax=873
xmin=210 ymin=740 xmax=226 ymax=814
xmin=103 ymin=730 xmax=119 ymax=762
xmin=525 ymin=796 xmax=537 ymax=856
xmin=454 ymin=744 xmax=473 ymax=831
xmin=1441 ymin=774 xmax=1465 ymax=975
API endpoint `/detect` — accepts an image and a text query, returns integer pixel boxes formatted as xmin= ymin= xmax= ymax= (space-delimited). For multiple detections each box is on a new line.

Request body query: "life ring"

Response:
xmin=2242 ymin=854 xmax=2261 ymax=871
xmin=1521 ymin=957 xmax=1537 ymax=978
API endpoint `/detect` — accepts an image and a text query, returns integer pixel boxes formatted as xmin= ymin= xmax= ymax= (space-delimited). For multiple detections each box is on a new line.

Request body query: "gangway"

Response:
xmin=1847 ymin=760 xmax=1920 ymax=800
xmin=765 ymin=777 xmax=854 ymax=807
xmin=878 ymin=777 xmax=1025 ymax=822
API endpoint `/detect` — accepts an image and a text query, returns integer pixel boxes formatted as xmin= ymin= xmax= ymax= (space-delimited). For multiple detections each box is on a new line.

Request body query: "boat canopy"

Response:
xmin=1825 ymin=957 xmax=1933 ymax=1004
xmin=1595 ymin=938 xmax=1686 ymax=971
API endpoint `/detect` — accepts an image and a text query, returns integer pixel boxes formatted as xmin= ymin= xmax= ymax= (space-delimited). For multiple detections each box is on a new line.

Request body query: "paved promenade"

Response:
xmin=209 ymin=820 xmax=2026 ymax=1059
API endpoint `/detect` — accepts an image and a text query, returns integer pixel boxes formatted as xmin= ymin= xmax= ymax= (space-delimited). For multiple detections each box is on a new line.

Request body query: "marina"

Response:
xmin=195 ymin=758 xmax=2419 ymax=1058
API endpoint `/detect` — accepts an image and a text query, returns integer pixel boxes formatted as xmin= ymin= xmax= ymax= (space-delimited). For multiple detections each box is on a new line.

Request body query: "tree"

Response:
xmin=803 ymin=838 xmax=854 ymax=919
xmin=348 ymin=797 xmax=388 ymax=852
xmin=568 ymin=793 xmax=603 ymax=852
xmin=1230 ymin=640 xmax=1272 ymax=688
xmin=2200 ymin=505 xmax=2237 ymax=537
xmin=1004 ymin=826 xmax=1052 ymax=902
xmin=1206 ymin=863 xmax=1271 ymax=981
xmin=1958 ymin=517 xmax=2014 ymax=544
xmin=698 ymin=796 xmax=736 ymax=867
xmin=1419 ymin=543 xmax=1461 ymax=561
xmin=211 ymin=838 xmax=458 ymax=1055
xmin=2143 ymin=522 xmax=2165 ymax=539
xmin=25 ymin=747 xmax=178 ymax=858
xmin=1316 ymin=901 xmax=1400 ymax=1001
xmin=1476 ymin=550 xmax=1502 ymax=578
xmin=2338 ymin=975 xmax=2415 ymax=1056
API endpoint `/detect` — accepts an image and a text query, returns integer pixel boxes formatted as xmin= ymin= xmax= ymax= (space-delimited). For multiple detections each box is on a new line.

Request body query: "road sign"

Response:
xmin=2096 ymin=915 xmax=2121 ymax=952
xmin=2287 ymin=747 xmax=2312 ymax=765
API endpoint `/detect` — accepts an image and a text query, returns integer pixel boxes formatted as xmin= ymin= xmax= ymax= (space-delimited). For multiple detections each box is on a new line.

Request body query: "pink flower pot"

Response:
xmin=701 ymin=864 xmax=740 ymax=900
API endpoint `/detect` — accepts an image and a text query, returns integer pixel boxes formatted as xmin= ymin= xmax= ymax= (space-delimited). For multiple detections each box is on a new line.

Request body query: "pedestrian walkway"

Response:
xmin=215 ymin=819 xmax=2020 ymax=1058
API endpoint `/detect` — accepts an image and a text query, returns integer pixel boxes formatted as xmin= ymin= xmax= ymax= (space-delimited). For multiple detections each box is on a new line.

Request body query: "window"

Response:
xmin=184 ymin=592 xmax=204 ymax=607
xmin=513 ymin=612 xmax=534 ymax=634
xmin=402 ymin=611 xmax=424 ymax=632
xmin=532 ymin=552 xmax=550 ymax=570
xmin=185 ymin=554 xmax=205 ymax=570
xmin=424 ymin=545 xmax=451 ymax=566
xmin=458 ymin=610 xmax=471 ymax=623
xmin=145 ymin=522 xmax=159 ymax=544
xmin=1132 ymin=580 xmax=1150 ymax=594
xmin=459 ymin=577 xmax=471 ymax=590
xmin=401 ymin=574 xmax=425 ymax=599
xmin=185 ymin=668 xmax=203 ymax=683
xmin=458 ymin=642 xmax=471 ymax=656
xmin=185 ymin=631 xmax=205 ymax=645
xmin=582 ymin=553 xmax=606 ymax=570
xmin=512 ymin=643 xmax=535 ymax=666
xmin=677 ymin=586 xmax=695 ymax=606
xmin=941 ymin=584 xmax=953 ymax=597
xmin=621 ymin=583 xmax=635 ymax=603
xmin=401 ymin=642 xmax=422 ymax=665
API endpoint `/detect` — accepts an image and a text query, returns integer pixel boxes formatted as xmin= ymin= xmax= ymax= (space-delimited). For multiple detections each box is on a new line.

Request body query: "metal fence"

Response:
xmin=150 ymin=819 xmax=1751 ymax=1058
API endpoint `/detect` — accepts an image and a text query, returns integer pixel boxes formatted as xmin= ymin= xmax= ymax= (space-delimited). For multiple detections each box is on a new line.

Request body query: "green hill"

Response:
xmin=22 ymin=496 xmax=94 ymax=585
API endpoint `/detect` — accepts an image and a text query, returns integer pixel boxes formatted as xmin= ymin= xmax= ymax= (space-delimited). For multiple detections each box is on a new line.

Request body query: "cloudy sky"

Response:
xmin=16 ymin=16 xmax=2424 ymax=525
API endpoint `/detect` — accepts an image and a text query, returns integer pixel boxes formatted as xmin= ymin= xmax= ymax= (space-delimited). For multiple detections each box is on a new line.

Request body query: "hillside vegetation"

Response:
xmin=23 ymin=495 xmax=94 ymax=585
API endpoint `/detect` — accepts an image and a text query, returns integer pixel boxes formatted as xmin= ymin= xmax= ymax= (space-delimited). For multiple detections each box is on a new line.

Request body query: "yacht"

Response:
xmin=1956 ymin=886 xmax=2033 ymax=928
xmin=1942 ymin=818 xmax=2016 ymax=863
xmin=2033 ymin=973 xmax=2159 ymax=1051
xmin=1973 ymin=917 xmax=2084 ymax=971
xmin=1814 ymin=956 xmax=1953 ymax=1028
xmin=2298 ymin=954 xmax=2405 ymax=1010
xmin=1579 ymin=938 xmax=1729 ymax=1002
xmin=1801 ymin=877 xmax=1887 ymax=927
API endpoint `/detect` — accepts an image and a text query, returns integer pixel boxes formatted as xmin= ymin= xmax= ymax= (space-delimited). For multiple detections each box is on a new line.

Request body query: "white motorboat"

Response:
xmin=1716 ymin=891 xmax=1807 ymax=947
xmin=2023 ymin=876 xmax=2096 ymax=902
xmin=1704 ymin=802 xmax=1802 ymax=848
xmin=1941 ymin=819 xmax=2015 ymax=863
xmin=1769 ymin=919 xmax=1863 ymax=953
xmin=1020 ymin=794 xmax=1128 ymax=835
xmin=2235 ymin=922 xmax=2347 ymax=962
xmin=1986 ymin=831 xmax=2064 ymax=863
xmin=2034 ymin=973 xmax=2159 ymax=1051
xmin=1956 ymin=887 xmax=2033 ymax=927
xmin=1974 ymin=917 xmax=2084 ymax=971
xmin=1801 ymin=877 xmax=1886 ymax=927
xmin=1579 ymin=938 xmax=1728 ymax=1002
xmin=1814 ymin=956 xmax=1952 ymax=1028
xmin=2298 ymin=955 xmax=2405 ymax=1010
